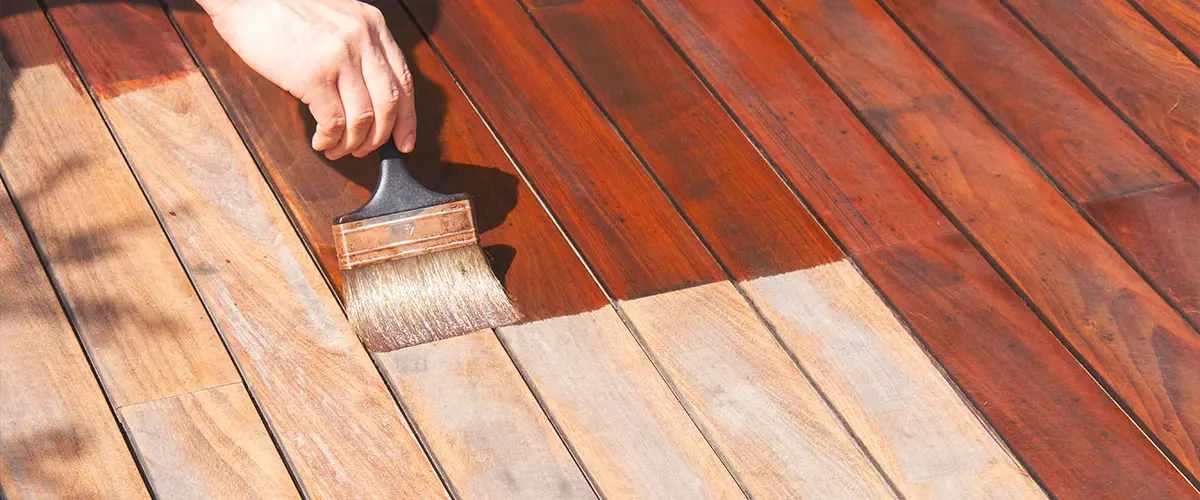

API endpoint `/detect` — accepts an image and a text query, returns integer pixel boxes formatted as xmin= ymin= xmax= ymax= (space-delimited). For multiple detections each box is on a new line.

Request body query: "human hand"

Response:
xmin=199 ymin=0 xmax=415 ymax=159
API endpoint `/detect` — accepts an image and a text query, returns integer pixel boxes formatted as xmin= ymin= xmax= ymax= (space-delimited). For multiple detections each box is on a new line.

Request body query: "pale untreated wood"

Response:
xmin=80 ymin=70 xmax=445 ymax=497
xmin=498 ymin=308 xmax=743 ymax=498
xmin=0 ymin=0 xmax=238 ymax=411
xmin=377 ymin=332 xmax=595 ymax=499
xmin=743 ymin=261 xmax=1042 ymax=498
xmin=620 ymin=282 xmax=895 ymax=498
xmin=119 ymin=383 xmax=298 ymax=499
xmin=0 ymin=152 xmax=147 ymax=497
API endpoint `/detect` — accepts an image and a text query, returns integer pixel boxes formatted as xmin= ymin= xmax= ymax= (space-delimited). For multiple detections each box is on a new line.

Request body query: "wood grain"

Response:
xmin=625 ymin=0 xmax=1188 ymax=495
xmin=885 ymin=0 xmax=1180 ymax=201
xmin=1136 ymin=0 xmax=1200 ymax=61
xmin=403 ymin=0 xmax=724 ymax=300
xmin=1087 ymin=182 xmax=1200 ymax=326
xmin=165 ymin=0 xmax=608 ymax=320
xmin=118 ymin=383 xmax=299 ymax=499
xmin=620 ymin=282 xmax=895 ymax=498
xmin=529 ymin=2 xmax=1043 ymax=495
xmin=168 ymin=1 xmax=739 ymax=495
xmin=37 ymin=8 xmax=448 ymax=485
xmin=1002 ymin=0 xmax=1200 ymax=183
xmin=743 ymin=261 xmax=1042 ymax=498
xmin=0 ymin=0 xmax=239 ymax=410
xmin=168 ymin=0 xmax=609 ymax=493
xmin=529 ymin=0 xmax=842 ymax=279
xmin=759 ymin=0 xmax=1200 ymax=480
xmin=858 ymin=231 xmax=1199 ymax=498
xmin=637 ymin=0 xmax=949 ymax=254
xmin=497 ymin=308 xmax=743 ymax=498
xmin=0 ymin=98 xmax=146 ymax=498
xmin=378 ymin=332 xmax=595 ymax=499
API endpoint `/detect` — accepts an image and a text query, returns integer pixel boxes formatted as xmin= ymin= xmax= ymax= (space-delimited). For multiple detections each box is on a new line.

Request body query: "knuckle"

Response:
xmin=350 ymin=110 xmax=375 ymax=129
xmin=362 ymin=5 xmax=385 ymax=23
xmin=324 ymin=114 xmax=347 ymax=131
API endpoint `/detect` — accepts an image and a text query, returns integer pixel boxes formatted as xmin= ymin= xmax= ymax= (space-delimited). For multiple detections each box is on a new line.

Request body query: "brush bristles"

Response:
xmin=343 ymin=245 xmax=521 ymax=352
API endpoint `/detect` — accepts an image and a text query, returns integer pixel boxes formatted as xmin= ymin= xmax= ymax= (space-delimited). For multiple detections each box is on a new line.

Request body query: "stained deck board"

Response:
xmin=166 ymin=0 xmax=736 ymax=495
xmin=1087 ymin=182 xmax=1200 ymax=325
xmin=884 ymin=0 xmax=1179 ymax=202
xmin=4 ymin=0 xmax=1199 ymax=494
xmin=400 ymin=0 xmax=910 ymax=494
xmin=528 ymin=0 xmax=842 ymax=280
xmin=422 ymin=0 xmax=1010 ymax=495
xmin=528 ymin=0 xmax=1040 ymax=496
xmin=1136 ymin=0 xmax=1200 ymax=60
xmin=635 ymin=0 xmax=1198 ymax=495
xmin=402 ymin=0 xmax=723 ymax=301
xmin=756 ymin=0 xmax=1200 ymax=481
xmin=1000 ymin=0 xmax=1200 ymax=184
xmin=884 ymin=0 xmax=1200 ymax=384
xmin=42 ymin=1 xmax=448 ymax=494
xmin=118 ymin=384 xmax=299 ymax=499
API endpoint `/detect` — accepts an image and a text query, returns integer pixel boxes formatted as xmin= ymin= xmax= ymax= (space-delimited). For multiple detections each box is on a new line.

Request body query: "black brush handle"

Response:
xmin=335 ymin=141 xmax=466 ymax=224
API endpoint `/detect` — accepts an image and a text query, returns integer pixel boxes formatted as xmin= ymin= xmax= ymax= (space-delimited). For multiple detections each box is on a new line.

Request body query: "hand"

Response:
xmin=199 ymin=0 xmax=415 ymax=159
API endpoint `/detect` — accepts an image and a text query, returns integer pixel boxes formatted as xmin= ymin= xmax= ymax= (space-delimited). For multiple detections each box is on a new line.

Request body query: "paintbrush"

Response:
xmin=334 ymin=140 xmax=520 ymax=352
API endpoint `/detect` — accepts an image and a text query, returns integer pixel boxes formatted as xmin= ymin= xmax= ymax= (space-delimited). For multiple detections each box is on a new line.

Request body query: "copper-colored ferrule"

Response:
xmin=333 ymin=199 xmax=478 ymax=270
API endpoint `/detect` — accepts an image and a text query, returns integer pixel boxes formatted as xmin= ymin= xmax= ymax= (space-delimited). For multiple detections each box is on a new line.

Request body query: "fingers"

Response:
xmin=378 ymin=30 xmax=416 ymax=152
xmin=323 ymin=68 xmax=374 ymax=160
xmin=350 ymin=46 xmax=401 ymax=158
xmin=304 ymin=82 xmax=346 ymax=152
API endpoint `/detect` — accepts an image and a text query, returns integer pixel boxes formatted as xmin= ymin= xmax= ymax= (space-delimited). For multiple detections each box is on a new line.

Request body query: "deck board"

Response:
xmin=42 ymin=1 xmax=448 ymax=494
xmin=634 ymin=0 xmax=1198 ymax=495
xmin=0 ymin=12 xmax=147 ymax=488
xmin=0 ymin=2 xmax=299 ymax=495
xmin=528 ymin=0 xmax=1040 ymax=495
xmin=756 ymin=0 xmax=1200 ymax=484
xmin=0 ymin=178 xmax=149 ymax=498
xmin=886 ymin=0 xmax=1200 ymax=344
xmin=118 ymin=384 xmax=299 ymax=499
xmin=0 ymin=0 xmax=240 ymax=414
xmin=3 ymin=0 xmax=1199 ymax=494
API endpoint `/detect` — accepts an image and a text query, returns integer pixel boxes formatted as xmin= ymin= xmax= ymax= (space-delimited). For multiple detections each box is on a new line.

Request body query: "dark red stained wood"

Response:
xmin=1087 ymin=181 xmax=1200 ymax=326
xmin=886 ymin=0 xmax=1180 ymax=201
xmin=527 ymin=0 xmax=842 ymax=279
xmin=40 ymin=0 xmax=193 ymax=86
xmin=1002 ymin=0 xmax=1200 ymax=184
xmin=858 ymin=232 xmax=1197 ymax=498
xmin=759 ymin=0 xmax=1200 ymax=480
xmin=165 ymin=0 xmax=607 ymax=320
xmin=637 ymin=0 xmax=948 ymax=254
xmin=402 ymin=0 xmax=725 ymax=300
xmin=1136 ymin=0 xmax=1200 ymax=59
xmin=639 ymin=0 xmax=1199 ymax=494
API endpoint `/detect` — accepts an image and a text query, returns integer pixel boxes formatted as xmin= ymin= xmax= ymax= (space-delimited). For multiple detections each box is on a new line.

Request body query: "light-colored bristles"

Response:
xmin=343 ymin=245 xmax=521 ymax=352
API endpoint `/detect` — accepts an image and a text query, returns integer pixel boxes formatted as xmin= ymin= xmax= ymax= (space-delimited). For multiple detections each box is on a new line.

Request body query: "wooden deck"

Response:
xmin=2 ymin=0 xmax=1200 ymax=497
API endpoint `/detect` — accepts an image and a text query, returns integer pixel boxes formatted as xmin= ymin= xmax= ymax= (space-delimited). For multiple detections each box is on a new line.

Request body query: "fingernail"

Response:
xmin=400 ymin=133 xmax=415 ymax=153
